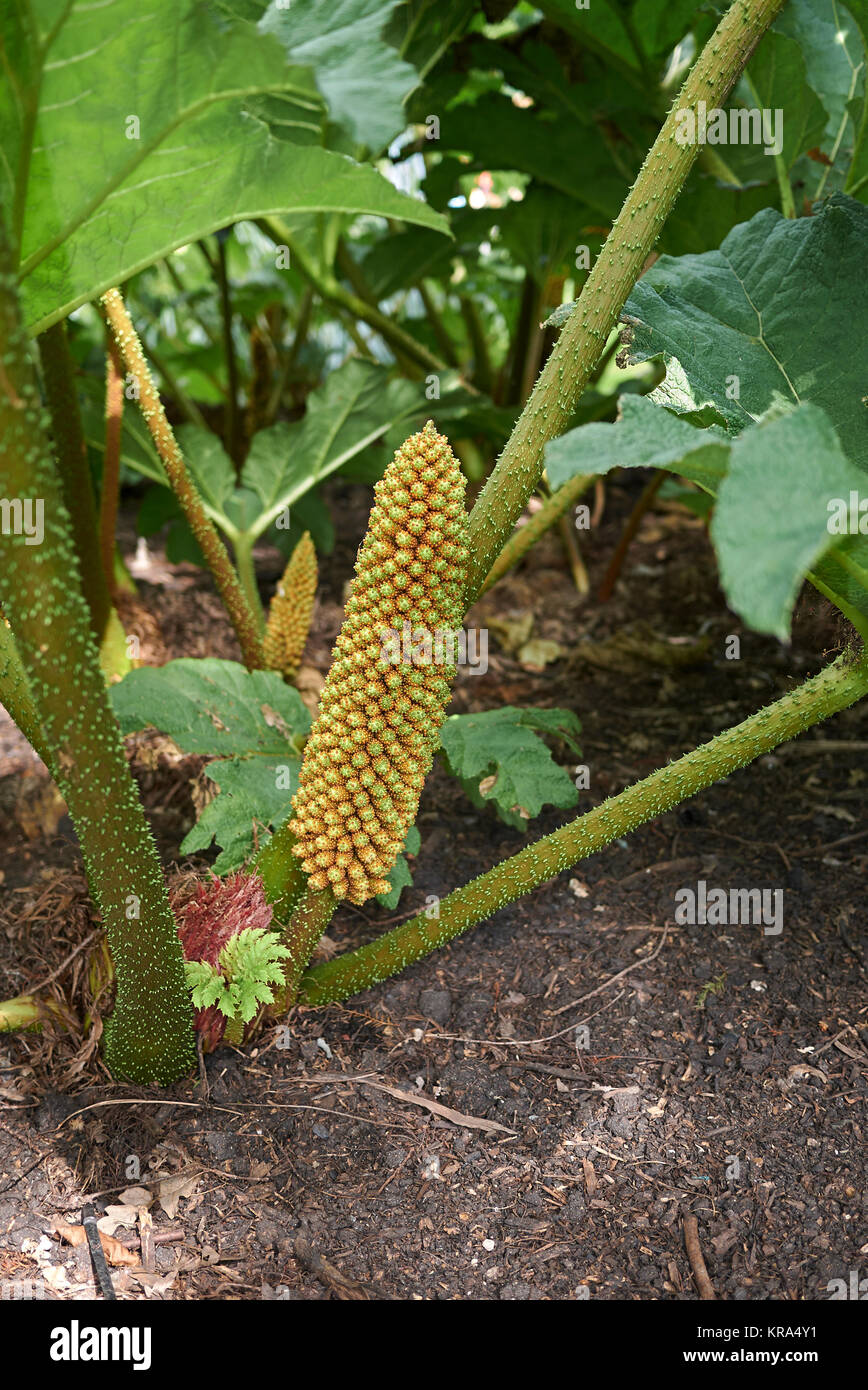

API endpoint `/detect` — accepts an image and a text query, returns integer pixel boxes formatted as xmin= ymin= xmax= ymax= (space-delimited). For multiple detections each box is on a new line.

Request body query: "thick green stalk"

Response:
xmin=479 ymin=473 xmax=593 ymax=596
xmin=274 ymin=883 xmax=337 ymax=1009
xmin=0 ymin=235 xmax=195 ymax=1083
xmin=101 ymin=288 xmax=267 ymax=671
xmin=464 ymin=0 xmax=786 ymax=604
xmin=234 ymin=533 xmax=266 ymax=632
xmin=253 ymin=821 xmax=307 ymax=925
xmin=36 ymin=321 xmax=130 ymax=677
xmin=299 ymin=647 xmax=867 ymax=1005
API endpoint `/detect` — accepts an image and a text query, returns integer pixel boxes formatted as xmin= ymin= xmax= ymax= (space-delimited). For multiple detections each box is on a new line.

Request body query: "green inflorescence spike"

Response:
xmin=263 ymin=531 xmax=317 ymax=680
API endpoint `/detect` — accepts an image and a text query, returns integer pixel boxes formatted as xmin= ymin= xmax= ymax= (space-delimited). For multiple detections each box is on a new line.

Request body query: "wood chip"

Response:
xmin=359 ymin=1079 xmax=516 ymax=1135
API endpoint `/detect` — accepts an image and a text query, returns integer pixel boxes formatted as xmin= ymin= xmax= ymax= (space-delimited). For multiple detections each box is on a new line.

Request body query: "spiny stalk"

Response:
xmin=299 ymin=647 xmax=868 ymax=1005
xmin=0 ymin=231 xmax=195 ymax=1084
xmin=101 ymin=287 xmax=267 ymax=671
xmin=37 ymin=320 xmax=129 ymax=678
xmin=464 ymin=0 xmax=786 ymax=602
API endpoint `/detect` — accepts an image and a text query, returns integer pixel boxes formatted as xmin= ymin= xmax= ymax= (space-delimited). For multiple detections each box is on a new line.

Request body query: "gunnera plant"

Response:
xmin=287 ymin=421 xmax=468 ymax=904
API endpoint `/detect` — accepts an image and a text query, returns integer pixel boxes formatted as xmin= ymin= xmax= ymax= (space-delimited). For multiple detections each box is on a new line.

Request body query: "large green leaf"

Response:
xmin=546 ymin=393 xmax=731 ymax=494
xmin=259 ymin=0 xmax=419 ymax=152
xmin=240 ymin=359 xmax=422 ymax=538
xmin=546 ymin=395 xmax=867 ymax=640
xmin=775 ymin=0 xmax=865 ymax=142
xmin=711 ymin=404 xmax=865 ymax=639
xmin=112 ymin=658 xmax=310 ymax=756
xmin=622 ymin=195 xmax=868 ymax=468
xmin=8 ymin=0 xmax=448 ymax=334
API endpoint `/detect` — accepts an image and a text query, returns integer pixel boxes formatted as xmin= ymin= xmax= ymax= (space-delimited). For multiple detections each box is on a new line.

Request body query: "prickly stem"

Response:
xmin=101 ymin=287 xmax=267 ymax=671
xmin=36 ymin=320 xmax=129 ymax=678
xmin=464 ymin=0 xmax=786 ymax=603
xmin=299 ymin=647 xmax=868 ymax=1006
xmin=479 ymin=473 xmax=594 ymax=596
xmin=0 ymin=225 xmax=195 ymax=1083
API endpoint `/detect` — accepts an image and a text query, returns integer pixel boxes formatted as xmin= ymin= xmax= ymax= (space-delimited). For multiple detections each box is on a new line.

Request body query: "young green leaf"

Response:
xmin=111 ymin=659 xmax=310 ymax=869
xmin=185 ymin=960 xmax=230 ymax=1013
xmin=439 ymin=707 xmax=582 ymax=831
xmin=546 ymin=393 xmax=731 ymax=494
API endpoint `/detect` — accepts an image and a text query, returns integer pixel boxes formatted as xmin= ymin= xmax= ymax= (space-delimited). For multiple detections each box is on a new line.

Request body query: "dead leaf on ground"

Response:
xmin=50 ymin=1218 xmax=139 ymax=1268
xmin=488 ymin=612 xmax=534 ymax=655
xmin=157 ymin=1171 xmax=200 ymax=1219
xmin=517 ymin=638 xmax=564 ymax=670
xmin=787 ymin=1063 xmax=828 ymax=1083
xmin=118 ymin=1186 xmax=154 ymax=1209
xmin=98 ymin=1205 xmax=141 ymax=1235
xmin=129 ymin=1269 xmax=178 ymax=1297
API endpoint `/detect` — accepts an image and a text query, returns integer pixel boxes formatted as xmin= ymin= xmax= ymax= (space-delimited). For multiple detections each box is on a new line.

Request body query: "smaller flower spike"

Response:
xmin=288 ymin=421 xmax=468 ymax=904
xmin=263 ymin=532 xmax=317 ymax=680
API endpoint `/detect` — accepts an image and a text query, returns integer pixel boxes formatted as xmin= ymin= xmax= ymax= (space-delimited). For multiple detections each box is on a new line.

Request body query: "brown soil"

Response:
xmin=1 ymin=480 xmax=865 ymax=1302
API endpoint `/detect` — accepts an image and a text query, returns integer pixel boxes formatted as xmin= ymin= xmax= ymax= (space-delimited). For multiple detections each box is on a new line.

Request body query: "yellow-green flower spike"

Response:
xmin=263 ymin=531 xmax=318 ymax=680
xmin=288 ymin=421 xmax=468 ymax=905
